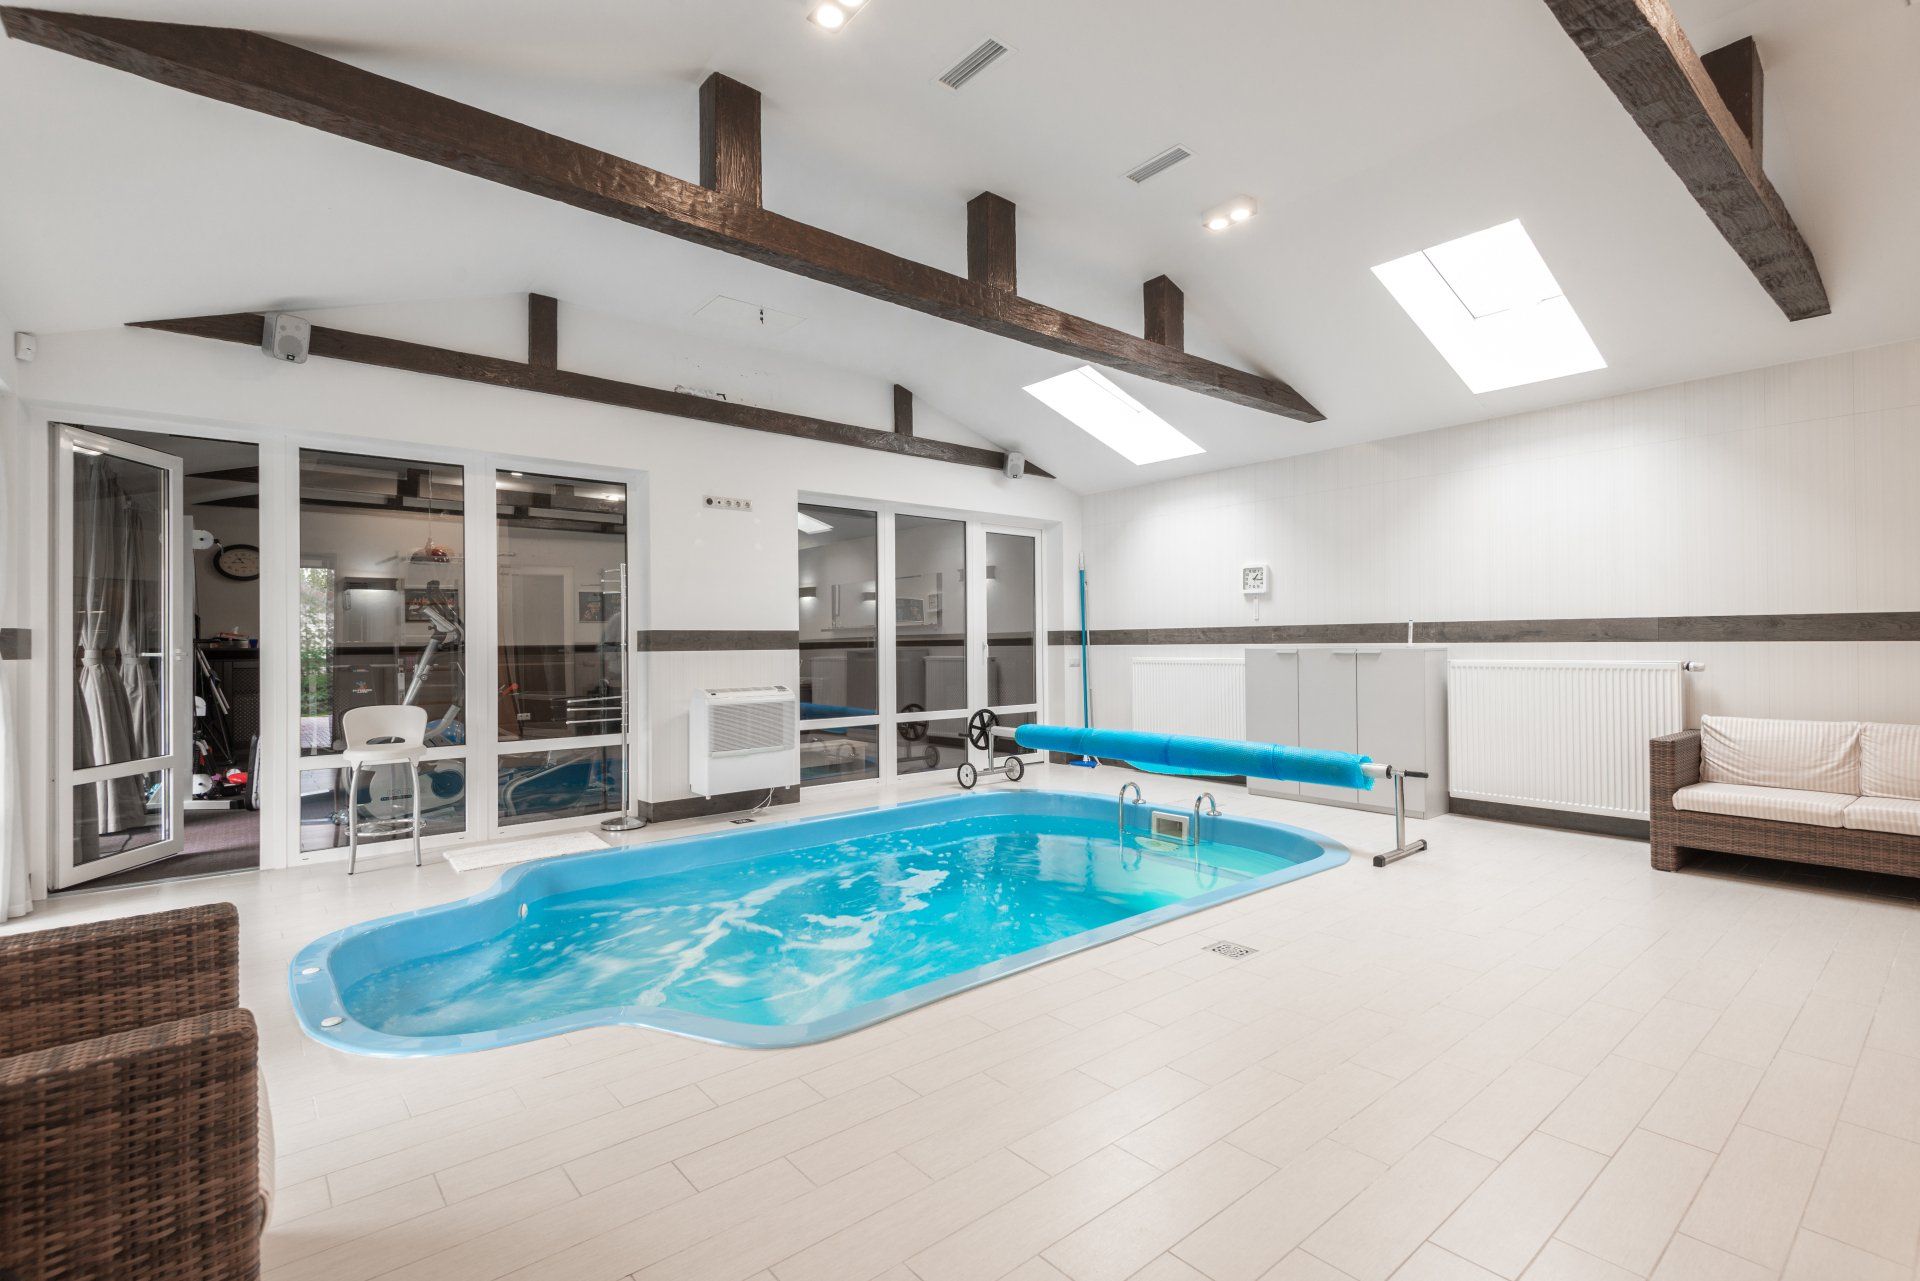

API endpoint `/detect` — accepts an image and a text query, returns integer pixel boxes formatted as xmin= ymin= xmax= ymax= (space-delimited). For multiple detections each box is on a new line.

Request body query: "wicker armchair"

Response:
xmin=1651 ymin=731 xmax=1920 ymax=877
xmin=0 ymin=904 xmax=262 ymax=1281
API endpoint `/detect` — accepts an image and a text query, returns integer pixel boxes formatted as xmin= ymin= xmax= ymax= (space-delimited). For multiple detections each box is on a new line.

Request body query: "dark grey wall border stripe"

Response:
xmin=635 ymin=630 xmax=799 ymax=652
xmin=1449 ymin=798 xmax=1650 ymax=841
xmin=1047 ymin=612 xmax=1920 ymax=647
xmin=641 ymin=785 xmax=800 ymax=822
xmin=0 ymin=628 xmax=27 ymax=661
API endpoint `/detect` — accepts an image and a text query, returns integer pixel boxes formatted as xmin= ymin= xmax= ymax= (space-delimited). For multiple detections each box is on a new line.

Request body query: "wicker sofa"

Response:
xmin=0 ymin=903 xmax=267 ymax=1281
xmin=1651 ymin=716 xmax=1920 ymax=878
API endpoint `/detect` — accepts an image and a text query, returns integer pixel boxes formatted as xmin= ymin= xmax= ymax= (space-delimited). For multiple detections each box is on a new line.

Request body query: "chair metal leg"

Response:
xmin=410 ymin=759 xmax=423 ymax=867
xmin=346 ymin=765 xmax=361 ymax=875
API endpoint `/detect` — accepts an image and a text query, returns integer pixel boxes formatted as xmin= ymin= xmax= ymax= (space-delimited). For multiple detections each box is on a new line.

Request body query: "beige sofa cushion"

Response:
xmin=1860 ymin=722 xmax=1920 ymax=800
xmin=1844 ymin=795 xmax=1920 ymax=837
xmin=1698 ymin=716 xmax=1861 ymax=794
xmin=1672 ymin=782 xmax=1852 ymax=828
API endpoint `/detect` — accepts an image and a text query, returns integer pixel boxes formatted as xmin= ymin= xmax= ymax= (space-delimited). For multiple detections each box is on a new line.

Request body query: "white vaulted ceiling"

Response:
xmin=0 ymin=0 xmax=1914 ymax=492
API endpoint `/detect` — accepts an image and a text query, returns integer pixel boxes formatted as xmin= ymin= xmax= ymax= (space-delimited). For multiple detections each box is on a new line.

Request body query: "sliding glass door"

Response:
xmin=53 ymin=427 xmax=192 ymax=887
xmin=493 ymin=471 xmax=629 ymax=828
xmin=798 ymin=502 xmax=1042 ymax=789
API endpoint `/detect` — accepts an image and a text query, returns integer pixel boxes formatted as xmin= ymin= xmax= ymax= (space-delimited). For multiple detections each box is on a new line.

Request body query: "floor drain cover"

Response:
xmin=1205 ymin=941 xmax=1256 ymax=960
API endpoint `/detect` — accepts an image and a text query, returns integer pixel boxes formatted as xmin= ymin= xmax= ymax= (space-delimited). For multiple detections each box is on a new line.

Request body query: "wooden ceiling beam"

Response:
xmin=1700 ymin=36 xmax=1762 ymax=165
xmin=130 ymin=310 xmax=1054 ymax=479
xmin=1143 ymin=275 xmax=1184 ymax=352
xmin=1540 ymin=0 xmax=1827 ymax=321
xmin=892 ymin=384 xmax=913 ymax=437
xmin=966 ymin=192 xmax=1018 ymax=295
xmin=0 ymin=7 xmax=1321 ymax=421
xmin=527 ymin=292 xmax=557 ymax=368
xmin=698 ymin=72 xmax=762 ymax=206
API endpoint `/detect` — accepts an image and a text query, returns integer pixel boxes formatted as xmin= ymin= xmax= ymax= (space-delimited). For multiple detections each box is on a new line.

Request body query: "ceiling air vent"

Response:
xmin=1125 ymin=145 xmax=1193 ymax=184
xmin=938 ymin=38 xmax=1010 ymax=90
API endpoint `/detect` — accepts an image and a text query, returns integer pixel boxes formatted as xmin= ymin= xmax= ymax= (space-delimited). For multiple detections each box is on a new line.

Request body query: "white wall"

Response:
xmin=1081 ymin=337 xmax=1920 ymax=730
xmin=5 ymin=296 xmax=1081 ymax=882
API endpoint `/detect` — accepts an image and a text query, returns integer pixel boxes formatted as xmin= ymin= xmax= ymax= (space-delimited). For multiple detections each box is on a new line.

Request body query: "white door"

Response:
xmin=970 ymin=525 xmax=1043 ymax=769
xmin=54 ymin=426 xmax=192 ymax=887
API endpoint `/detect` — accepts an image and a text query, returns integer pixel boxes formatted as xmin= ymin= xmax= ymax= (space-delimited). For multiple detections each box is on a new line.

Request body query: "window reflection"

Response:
xmin=798 ymin=505 xmax=878 ymax=722
xmin=895 ymin=514 xmax=966 ymax=713
xmin=985 ymin=532 xmax=1037 ymax=706
xmin=495 ymin=471 xmax=627 ymax=742
xmin=298 ymin=451 xmax=466 ymax=755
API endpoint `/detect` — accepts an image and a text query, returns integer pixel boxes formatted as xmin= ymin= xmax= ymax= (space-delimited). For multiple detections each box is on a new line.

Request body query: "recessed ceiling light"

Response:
xmin=808 ymin=1 xmax=855 ymax=30
xmin=1202 ymin=195 xmax=1258 ymax=232
xmin=1023 ymin=365 xmax=1204 ymax=466
xmin=1372 ymin=219 xmax=1605 ymax=394
xmin=798 ymin=512 xmax=834 ymax=535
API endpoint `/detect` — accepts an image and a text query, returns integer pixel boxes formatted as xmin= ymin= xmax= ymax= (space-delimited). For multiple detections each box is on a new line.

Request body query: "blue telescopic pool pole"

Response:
xmin=1073 ymin=561 xmax=1096 ymax=767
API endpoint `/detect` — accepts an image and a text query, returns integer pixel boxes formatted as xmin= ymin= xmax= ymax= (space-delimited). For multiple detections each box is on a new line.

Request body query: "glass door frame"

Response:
xmin=968 ymin=523 xmax=1044 ymax=773
xmin=289 ymin=449 xmax=646 ymax=864
xmin=798 ymin=496 xmax=1047 ymax=795
xmin=51 ymin=425 xmax=192 ymax=888
xmin=479 ymin=466 xmax=638 ymax=840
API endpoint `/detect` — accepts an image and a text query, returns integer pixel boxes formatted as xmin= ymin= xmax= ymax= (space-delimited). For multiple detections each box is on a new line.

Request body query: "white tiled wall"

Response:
xmin=1079 ymin=338 xmax=1920 ymax=728
xmin=644 ymin=648 xmax=800 ymax=803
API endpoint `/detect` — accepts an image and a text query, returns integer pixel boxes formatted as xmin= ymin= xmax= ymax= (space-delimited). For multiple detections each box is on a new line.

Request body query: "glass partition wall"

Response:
xmin=295 ymin=451 xmax=636 ymax=858
xmin=799 ymin=501 xmax=1042 ymax=789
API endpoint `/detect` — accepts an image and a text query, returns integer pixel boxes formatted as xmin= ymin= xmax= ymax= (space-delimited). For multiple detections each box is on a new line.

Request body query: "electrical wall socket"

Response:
xmin=704 ymin=495 xmax=752 ymax=512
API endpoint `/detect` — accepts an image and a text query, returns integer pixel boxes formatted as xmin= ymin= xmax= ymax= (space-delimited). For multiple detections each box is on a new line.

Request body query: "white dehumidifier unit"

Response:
xmin=689 ymin=685 xmax=799 ymax=798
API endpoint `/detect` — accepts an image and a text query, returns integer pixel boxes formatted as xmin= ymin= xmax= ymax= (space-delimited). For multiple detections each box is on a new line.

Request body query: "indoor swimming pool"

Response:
xmin=289 ymin=790 xmax=1347 ymax=1053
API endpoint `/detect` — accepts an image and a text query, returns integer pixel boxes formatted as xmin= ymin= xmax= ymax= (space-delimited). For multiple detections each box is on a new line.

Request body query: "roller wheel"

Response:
xmin=957 ymin=762 xmax=979 ymax=790
xmin=1005 ymin=756 xmax=1026 ymax=783
xmin=897 ymin=705 xmax=927 ymax=740
xmin=967 ymin=709 xmax=998 ymax=751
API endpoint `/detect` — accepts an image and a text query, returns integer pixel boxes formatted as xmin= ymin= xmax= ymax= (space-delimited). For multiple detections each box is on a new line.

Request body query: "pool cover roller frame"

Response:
xmin=1013 ymin=724 xmax=1375 ymax=791
xmin=1009 ymin=723 xmax=1429 ymax=867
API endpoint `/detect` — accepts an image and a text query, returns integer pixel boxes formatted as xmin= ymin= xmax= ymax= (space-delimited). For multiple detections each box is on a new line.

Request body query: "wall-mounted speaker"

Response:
xmin=1003 ymin=451 xmax=1026 ymax=480
xmin=261 ymin=312 xmax=310 ymax=364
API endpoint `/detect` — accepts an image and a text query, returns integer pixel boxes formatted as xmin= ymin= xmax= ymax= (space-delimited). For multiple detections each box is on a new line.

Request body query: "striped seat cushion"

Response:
xmin=1860 ymin=723 xmax=1920 ymax=801
xmin=1671 ymin=782 xmax=1852 ymax=828
xmin=1698 ymin=716 xmax=1861 ymax=794
xmin=1844 ymin=796 xmax=1920 ymax=837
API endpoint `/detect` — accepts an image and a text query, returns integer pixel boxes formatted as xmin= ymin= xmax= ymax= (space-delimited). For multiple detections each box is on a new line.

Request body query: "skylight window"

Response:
xmin=1372 ymin=220 xmax=1605 ymax=394
xmin=1022 ymin=366 xmax=1204 ymax=466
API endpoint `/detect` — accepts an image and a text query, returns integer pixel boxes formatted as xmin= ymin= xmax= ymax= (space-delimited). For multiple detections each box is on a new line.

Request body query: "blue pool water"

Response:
xmin=291 ymin=791 xmax=1347 ymax=1053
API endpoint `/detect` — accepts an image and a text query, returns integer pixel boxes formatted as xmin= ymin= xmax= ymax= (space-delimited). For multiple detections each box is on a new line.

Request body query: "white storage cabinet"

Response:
xmin=1244 ymin=645 xmax=1448 ymax=818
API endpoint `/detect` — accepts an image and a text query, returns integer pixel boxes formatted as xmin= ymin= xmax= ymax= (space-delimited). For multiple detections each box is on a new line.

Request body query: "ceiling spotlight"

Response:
xmin=1201 ymin=196 xmax=1258 ymax=233
xmin=810 ymin=2 xmax=848 ymax=29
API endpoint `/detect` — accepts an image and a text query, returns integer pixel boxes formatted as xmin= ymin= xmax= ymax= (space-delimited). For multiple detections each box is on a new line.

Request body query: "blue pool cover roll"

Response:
xmin=1013 ymin=724 xmax=1375 ymax=791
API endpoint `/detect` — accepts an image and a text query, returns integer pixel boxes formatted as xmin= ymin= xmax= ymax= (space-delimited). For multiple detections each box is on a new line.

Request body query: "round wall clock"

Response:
xmin=213 ymin=542 xmax=261 ymax=581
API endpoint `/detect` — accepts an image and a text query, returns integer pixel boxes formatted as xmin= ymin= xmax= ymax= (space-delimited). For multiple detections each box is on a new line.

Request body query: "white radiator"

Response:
xmin=689 ymin=685 xmax=799 ymax=798
xmin=1131 ymin=657 xmax=1245 ymax=740
xmin=1448 ymin=660 xmax=1686 ymax=820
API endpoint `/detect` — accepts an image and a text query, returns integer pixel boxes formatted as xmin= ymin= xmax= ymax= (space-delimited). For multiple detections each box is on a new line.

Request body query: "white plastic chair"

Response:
xmin=340 ymin=705 xmax=429 ymax=875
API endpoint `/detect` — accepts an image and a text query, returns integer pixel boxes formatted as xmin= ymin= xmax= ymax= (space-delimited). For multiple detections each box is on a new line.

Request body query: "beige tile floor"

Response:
xmin=15 ymin=766 xmax=1920 ymax=1281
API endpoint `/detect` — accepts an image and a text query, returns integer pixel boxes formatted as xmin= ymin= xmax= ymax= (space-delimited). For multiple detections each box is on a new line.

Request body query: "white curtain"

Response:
xmin=74 ymin=454 xmax=149 ymax=833
xmin=0 ymin=665 xmax=26 ymax=918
